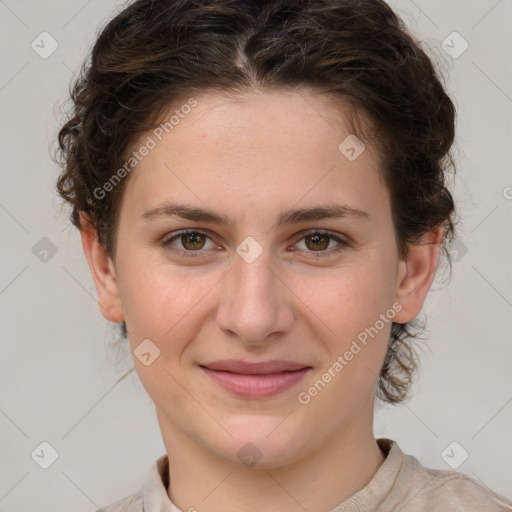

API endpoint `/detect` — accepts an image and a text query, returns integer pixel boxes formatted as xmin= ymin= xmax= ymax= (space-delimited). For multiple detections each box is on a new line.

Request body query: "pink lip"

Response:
xmin=199 ymin=360 xmax=311 ymax=398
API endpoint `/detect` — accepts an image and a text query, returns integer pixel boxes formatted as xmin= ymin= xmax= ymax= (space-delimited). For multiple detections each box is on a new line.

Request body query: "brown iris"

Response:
xmin=304 ymin=233 xmax=329 ymax=251
xmin=181 ymin=232 xmax=206 ymax=250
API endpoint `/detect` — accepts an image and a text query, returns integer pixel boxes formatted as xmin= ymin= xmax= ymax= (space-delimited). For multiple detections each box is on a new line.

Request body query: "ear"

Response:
xmin=393 ymin=225 xmax=444 ymax=323
xmin=79 ymin=212 xmax=125 ymax=324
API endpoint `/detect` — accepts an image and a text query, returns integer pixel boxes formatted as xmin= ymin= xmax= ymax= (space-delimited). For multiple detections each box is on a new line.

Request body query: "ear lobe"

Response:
xmin=393 ymin=225 xmax=444 ymax=324
xmin=79 ymin=212 xmax=125 ymax=324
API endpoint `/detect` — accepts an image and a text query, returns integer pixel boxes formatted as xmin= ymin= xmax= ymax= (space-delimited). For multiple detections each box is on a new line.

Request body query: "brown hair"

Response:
xmin=54 ymin=0 xmax=458 ymax=403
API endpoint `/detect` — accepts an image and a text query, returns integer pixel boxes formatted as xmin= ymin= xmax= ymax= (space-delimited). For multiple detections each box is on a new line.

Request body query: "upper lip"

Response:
xmin=200 ymin=360 xmax=311 ymax=375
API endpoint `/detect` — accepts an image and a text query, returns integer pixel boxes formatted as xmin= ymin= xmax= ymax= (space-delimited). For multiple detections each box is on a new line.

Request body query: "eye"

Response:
xmin=161 ymin=230 xmax=217 ymax=258
xmin=160 ymin=229 xmax=350 ymax=259
xmin=291 ymin=229 xmax=350 ymax=257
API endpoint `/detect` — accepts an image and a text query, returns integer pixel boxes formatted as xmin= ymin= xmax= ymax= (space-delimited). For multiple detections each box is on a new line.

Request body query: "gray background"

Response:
xmin=0 ymin=0 xmax=511 ymax=510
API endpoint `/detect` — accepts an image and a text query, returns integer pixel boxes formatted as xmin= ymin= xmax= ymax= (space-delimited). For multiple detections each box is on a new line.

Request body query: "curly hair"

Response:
xmin=54 ymin=0 xmax=458 ymax=404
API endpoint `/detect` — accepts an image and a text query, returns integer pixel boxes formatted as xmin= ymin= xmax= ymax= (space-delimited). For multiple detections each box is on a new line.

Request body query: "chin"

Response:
xmin=203 ymin=414 xmax=313 ymax=469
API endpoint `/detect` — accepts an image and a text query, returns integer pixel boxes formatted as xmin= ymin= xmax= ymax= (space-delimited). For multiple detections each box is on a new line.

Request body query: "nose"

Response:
xmin=215 ymin=245 xmax=295 ymax=348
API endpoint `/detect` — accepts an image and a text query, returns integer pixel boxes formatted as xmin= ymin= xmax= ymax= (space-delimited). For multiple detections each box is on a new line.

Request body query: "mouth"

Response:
xmin=198 ymin=360 xmax=312 ymax=398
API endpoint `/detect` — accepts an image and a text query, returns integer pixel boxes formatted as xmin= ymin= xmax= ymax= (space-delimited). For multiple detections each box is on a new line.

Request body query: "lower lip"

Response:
xmin=200 ymin=366 xmax=310 ymax=398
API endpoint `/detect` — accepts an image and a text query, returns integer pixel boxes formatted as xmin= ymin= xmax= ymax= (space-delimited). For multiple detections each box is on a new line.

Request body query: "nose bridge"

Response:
xmin=216 ymin=241 xmax=294 ymax=343
xmin=235 ymin=243 xmax=275 ymax=305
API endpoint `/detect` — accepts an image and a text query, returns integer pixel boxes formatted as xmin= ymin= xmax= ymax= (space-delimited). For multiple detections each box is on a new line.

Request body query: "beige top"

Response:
xmin=96 ymin=438 xmax=512 ymax=511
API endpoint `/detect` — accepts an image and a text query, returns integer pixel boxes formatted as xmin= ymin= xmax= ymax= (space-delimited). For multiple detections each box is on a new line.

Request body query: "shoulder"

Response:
xmin=392 ymin=448 xmax=512 ymax=511
xmin=95 ymin=490 xmax=143 ymax=512
xmin=94 ymin=453 xmax=170 ymax=512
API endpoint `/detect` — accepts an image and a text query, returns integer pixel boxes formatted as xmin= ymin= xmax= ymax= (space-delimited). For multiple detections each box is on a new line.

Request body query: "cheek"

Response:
xmin=297 ymin=263 xmax=395 ymax=394
xmin=118 ymin=254 xmax=220 ymax=344
xmin=301 ymin=272 xmax=393 ymax=401
xmin=295 ymin=263 xmax=392 ymax=336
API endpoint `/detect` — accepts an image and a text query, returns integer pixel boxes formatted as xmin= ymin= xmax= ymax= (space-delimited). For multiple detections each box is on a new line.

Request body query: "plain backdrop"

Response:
xmin=0 ymin=0 xmax=511 ymax=510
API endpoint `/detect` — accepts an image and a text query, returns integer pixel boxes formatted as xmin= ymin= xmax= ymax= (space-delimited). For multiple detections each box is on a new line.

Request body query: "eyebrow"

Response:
xmin=140 ymin=202 xmax=370 ymax=227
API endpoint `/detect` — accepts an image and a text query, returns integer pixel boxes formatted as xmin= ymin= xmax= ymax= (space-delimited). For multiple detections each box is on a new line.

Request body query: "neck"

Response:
xmin=157 ymin=408 xmax=386 ymax=512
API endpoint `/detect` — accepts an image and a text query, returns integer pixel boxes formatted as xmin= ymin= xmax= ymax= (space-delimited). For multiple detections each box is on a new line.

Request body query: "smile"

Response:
xmin=199 ymin=360 xmax=312 ymax=398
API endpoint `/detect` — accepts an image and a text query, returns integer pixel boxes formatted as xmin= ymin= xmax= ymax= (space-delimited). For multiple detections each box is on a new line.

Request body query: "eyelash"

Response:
xmin=160 ymin=229 xmax=350 ymax=259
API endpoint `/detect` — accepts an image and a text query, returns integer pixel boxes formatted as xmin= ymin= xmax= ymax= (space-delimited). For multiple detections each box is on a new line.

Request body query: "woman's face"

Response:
xmin=83 ymin=88 xmax=439 ymax=468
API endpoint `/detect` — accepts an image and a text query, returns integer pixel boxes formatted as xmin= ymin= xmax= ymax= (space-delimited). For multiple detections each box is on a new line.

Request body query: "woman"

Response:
xmin=55 ymin=0 xmax=512 ymax=510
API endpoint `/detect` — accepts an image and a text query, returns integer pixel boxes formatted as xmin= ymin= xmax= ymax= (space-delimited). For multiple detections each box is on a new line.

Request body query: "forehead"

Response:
xmin=119 ymin=88 xmax=389 ymax=228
